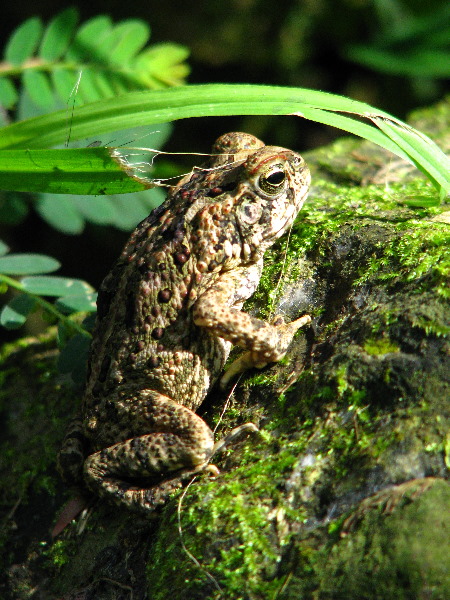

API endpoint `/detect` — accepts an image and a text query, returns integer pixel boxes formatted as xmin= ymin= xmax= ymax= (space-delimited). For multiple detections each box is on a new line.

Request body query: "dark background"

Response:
xmin=0 ymin=0 xmax=448 ymax=339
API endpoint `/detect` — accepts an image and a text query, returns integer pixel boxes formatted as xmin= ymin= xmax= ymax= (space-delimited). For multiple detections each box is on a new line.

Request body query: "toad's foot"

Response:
xmin=220 ymin=314 xmax=311 ymax=388
xmin=212 ymin=422 xmax=259 ymax=455
xmin=110 ymin=464 xmax=222 ymax=513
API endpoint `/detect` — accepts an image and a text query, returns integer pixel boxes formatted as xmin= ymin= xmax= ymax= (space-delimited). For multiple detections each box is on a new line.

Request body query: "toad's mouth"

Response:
xmin=263 ymin=210 xmax=296 ymax=240
xmin=265 ymin=189 xmax=309 ymax=240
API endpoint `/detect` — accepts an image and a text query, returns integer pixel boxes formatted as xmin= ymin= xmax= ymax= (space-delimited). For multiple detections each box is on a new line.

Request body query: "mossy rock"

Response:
xmin=1 ymin=98 xmax=449 ymax=599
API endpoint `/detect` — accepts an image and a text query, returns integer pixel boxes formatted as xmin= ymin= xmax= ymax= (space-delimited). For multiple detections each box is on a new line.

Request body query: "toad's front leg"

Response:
xmin=193 ymin=269 xmax=311 ymax=387
xmin=219 ymin=313 xmax=311 ymax=387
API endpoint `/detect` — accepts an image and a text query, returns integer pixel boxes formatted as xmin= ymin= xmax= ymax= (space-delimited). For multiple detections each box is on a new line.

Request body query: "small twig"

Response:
xmin=98 ymin=577 xmax=133 ymax=598
xmin=2 ymin=495 xmax=23 ymax=528
xmin=213 ymin=374 xmax=242 ymax=435
xmin=273 ymin=571 xmax=293 ymax=599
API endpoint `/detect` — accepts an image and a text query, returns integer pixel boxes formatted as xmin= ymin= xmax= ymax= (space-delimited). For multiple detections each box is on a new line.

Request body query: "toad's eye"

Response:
xmin=258 ymin=165 xmax=286 ymax=195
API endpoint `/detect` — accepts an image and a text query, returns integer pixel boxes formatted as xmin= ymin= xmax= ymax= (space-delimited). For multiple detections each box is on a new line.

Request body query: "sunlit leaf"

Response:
xmin=0 ymin=77 xmax=19 ymax=109
xmin=66 ymin=15 xmax=112 ymax=61
xmin=370 ymin=116 xmax=449 ymax=192
xmin=0 ymin=85 xmax=448 ymax=194
xmin=39 ymin=7 xmax=78 ymax=61
xmin=0 ymin=148 xmax=151 ymax=195
xmin=22 ymin=70 xmax=55 ymax=109
xmin=0 ymin=9 xmax=190 ymax=123
xmin=135 ymin=44 xmax=190 ymax=87
xmin=108 ymin=21 xmax=150 ymax=64
xmin=4 ymin=16 xmax=43 ymax=65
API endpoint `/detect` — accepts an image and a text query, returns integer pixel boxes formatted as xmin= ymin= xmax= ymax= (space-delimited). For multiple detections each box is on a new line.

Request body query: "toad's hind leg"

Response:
xmin=83 ymin=391 xmax=214 ymax=511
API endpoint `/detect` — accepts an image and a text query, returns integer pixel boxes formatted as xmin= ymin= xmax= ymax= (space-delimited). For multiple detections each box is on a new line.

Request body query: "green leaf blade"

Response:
xmin=35 ymin=194 xmax=85 ymax=234
xmin=0 ymin=253 xmax=60 ymax=275
xmin=0 ymin=294 xmax=36 ymax=329
xmin=66 ymin=15 xmax=112 ymax=61
xmin=0 ymin=148 xmax=150 ymax=195
xmin=289 ymin=106 xmax=411 ymax=161
xmin=0 ymin=77 xmax=18 ymax=109
xmin=0 ymin=85 xmax=447 ymax=193
xmin=21 ymin=275 xmax=94 ymax=297
xmin=371 ymin=116 xmax=450 ymax=192
xmin=0 ymin=85 xmax=406 ymax=149
xmin=39 ymin=7 xmax=79 ymax=61
xmin=108 ymin=20 xmax=150 ymax=64
xmin=22 ymin=70 xmax=55 ymax=109
xmin=55 ymin=292 xmax=97 ymax=313
xmin=5 ymin=17 xmax=43 ymax=65
xmin=0 ymin=240 xmax=10 ymax=256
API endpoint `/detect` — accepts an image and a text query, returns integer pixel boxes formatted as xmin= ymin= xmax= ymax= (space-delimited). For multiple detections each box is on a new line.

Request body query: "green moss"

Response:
xmin=316 ymin=480 xmax=450 ymax=600
xmin=277 ymin=480 xmax=450 ymax=600
xmin=148 ymin=354 xmax=443 ymax=598
xmin=445 ymin=434 xmax=450 ymax=469
xmin=147 ymin=434 xmax=313 ymax=599
xmin=242 ymin=369 xmax=280 ymax=388
xmin=147 ymin=386 xmax=449 ymax=599
xmin=364 ymin=337 xmax=400 ymax=355
xmin=0 ymin=330 xmax=78 ymax=571
xmin=356 ymin=219 xmax=450 ymax=295
xmin=44 ymin=538 xmax=77 ymax=569
xmin=252 ymin=173 xmax=447 ymax=328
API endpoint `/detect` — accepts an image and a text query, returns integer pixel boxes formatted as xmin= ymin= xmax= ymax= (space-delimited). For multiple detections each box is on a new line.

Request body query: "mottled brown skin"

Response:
xmin=58 ymin=132 xmax=311 ymax=511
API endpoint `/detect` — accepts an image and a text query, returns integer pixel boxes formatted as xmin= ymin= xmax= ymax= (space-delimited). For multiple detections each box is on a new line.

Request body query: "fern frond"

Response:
xmin=0 ymin=10 xmax=183 ymax=233
xmin=0 ymin=8 xmax=190 ymax=112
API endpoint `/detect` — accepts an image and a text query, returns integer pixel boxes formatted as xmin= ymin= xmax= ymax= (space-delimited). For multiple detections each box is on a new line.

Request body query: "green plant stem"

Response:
xmin=0 ymin=59 xmax=141 ymax=82
xmin=0 ymin=273 xmax=91 ymax=337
